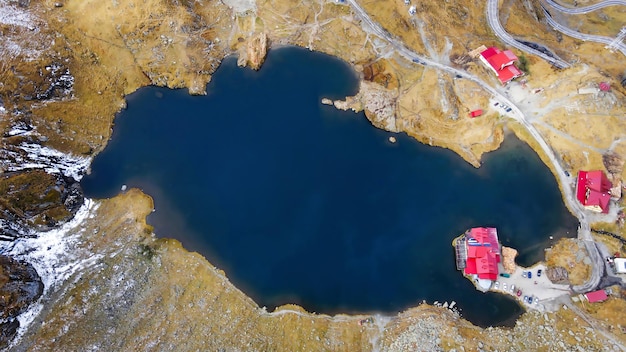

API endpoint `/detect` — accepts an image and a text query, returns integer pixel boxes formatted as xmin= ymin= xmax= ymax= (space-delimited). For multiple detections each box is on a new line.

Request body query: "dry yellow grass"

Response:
xmin=545 ymin=238 xmax=592 ymax=285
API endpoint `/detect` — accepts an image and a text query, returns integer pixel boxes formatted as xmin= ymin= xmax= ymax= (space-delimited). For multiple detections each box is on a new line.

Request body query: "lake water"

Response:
xmin=81 ymin=46 xmax=578 ymax=327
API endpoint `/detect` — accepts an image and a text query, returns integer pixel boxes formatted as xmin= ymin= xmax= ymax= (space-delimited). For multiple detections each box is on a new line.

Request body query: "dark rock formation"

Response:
xmin=0 ymin=255 xmax=43 ymax=349
xmin=0 ymin=169 xmax=84 ymax=240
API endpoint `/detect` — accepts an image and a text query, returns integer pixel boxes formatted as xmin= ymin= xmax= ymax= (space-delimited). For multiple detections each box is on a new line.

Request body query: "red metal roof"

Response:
xmin=480 ymin=47 xmax=500 ymax=59
xmin=463 ymin=227 xmax=500 ymax=279
xmin=496 ymin=65 xmax=523 ymax=84
xmin=470 ymin=110 xmax=483 ymax=117
xmin=599 ymin=82 xmax=610 ymax=92
xmin=487 ymin=51 xmax=518 ymax=71
xmin=585 ymin=290 xmax=608 ymax=303
xmin=479 ymin=47 xmax=523 ymax=84
xmin=576 ymin=170 xmax=612 ymax=213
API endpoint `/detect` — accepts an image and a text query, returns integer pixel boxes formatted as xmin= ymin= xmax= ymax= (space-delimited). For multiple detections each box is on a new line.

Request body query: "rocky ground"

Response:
xmin=1 ymin=0 xmax=626 ymax=350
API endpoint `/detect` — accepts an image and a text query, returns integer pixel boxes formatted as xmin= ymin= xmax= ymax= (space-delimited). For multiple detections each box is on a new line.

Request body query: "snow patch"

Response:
xmin=0 ymin=1 xmax=35 ymax=28
xmin=3 ymin=200 xmax=102 ymax=346
xmin=2 ymin=143 xmax=92 ymax=181
xmin=0 ymin=0 xmax=49 ymax=60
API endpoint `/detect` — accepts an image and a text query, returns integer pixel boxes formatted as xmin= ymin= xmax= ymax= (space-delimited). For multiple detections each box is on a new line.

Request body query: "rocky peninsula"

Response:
xmin=1 ymin=0 xmax=625 ymax=350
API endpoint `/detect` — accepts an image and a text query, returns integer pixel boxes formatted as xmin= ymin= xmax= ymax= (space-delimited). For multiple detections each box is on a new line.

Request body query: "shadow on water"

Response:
xmin=82 ymin=46 xmax=577 ymax=327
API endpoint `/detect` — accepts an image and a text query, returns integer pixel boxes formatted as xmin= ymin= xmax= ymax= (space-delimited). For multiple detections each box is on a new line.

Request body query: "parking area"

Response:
xmin=490 ymin=263 xmax=571 ymax=311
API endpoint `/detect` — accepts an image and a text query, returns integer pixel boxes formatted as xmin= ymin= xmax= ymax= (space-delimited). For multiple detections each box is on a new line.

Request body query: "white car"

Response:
xmin=494 ymin=281 xmax=500 ymax=290
xmin=503 ymin=283 xmax=507 ymax=291
xmin=510 ymin=284 xmax=515 ymax=293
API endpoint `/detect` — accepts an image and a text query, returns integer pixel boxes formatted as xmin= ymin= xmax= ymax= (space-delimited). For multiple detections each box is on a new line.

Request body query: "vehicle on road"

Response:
xmin=499 ymin=273 xmax=510 ymax=278
xmin=537 ymin=269 xmax=542 ymax=277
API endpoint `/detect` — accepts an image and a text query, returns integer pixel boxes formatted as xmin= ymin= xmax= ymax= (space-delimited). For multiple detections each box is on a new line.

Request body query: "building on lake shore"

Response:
xmin=454 ymin=227 xmax=501 ymax=290
xmin=576 ymin=170 xmax=612 ymax=213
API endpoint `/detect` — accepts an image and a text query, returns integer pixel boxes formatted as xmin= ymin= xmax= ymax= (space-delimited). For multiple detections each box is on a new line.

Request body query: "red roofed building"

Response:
xmin=599 ymin=82 xmax=611 ymax=92
xmin=576 ymin=170 xmax=612 ymax=213
xmin=584 ymin=289 xmax=608 ymax=303
xmin=463 ymin=227 xmax=501 ymax=280
xmin=470 ymin=109 xmax=483 ymax=118
xmin=479 ymin=47 xmax=524 ymax=85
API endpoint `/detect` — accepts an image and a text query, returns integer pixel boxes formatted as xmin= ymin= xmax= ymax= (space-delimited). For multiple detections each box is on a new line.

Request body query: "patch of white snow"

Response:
xmin=3 ymin=200 xmax=103 ymax=347
xmin=3 ymin=143 xmax=92 ymax=181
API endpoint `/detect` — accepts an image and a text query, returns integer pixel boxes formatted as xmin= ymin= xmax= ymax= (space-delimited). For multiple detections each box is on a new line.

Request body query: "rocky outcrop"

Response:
xmin=0 ymin=169 xmax=84 ymax=240
xmin=237 ymin=33 xmax=269 ymax=71
xmin=0 ymin=255 xmax=43 ymax=349
xmin=546 ymin=266 xmax=569 ymax=285
xmin=501 ymin=246 xmax=518 ymax=274
xmin=328 ymin=81 xmax=399 ymax=132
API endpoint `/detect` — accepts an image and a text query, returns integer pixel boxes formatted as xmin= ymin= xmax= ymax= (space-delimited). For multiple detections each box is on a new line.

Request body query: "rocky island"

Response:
xmin=1 ymin=0 xmax=626 ymax=350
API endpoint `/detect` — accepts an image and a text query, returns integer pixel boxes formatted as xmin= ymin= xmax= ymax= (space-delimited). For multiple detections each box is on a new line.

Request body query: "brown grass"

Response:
xmin=545 ymin=238 xmax=591 ymax=285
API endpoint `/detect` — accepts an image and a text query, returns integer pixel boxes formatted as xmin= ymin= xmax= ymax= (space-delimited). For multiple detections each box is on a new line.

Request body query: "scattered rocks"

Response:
xmin=546 ymin=266 xmax=569 ymax=284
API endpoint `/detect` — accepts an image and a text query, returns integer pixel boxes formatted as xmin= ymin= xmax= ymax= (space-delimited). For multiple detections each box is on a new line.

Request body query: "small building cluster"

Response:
xmin=576 ymin=170 xmax=612 ymax=213
xmin=478 ymin=47 xmax=523 ymax=85
xmin=455 ymin=227 xmax=501 ymax=290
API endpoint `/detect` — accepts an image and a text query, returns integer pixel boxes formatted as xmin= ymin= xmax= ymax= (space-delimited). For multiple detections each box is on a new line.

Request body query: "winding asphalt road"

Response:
xmin=345 ymin=0 xmax=604 ymax=294
xmin=486 ymin=0 xmax=570 ymax=68
xmin=541 ymin=4 xmax=626 ymax=56
xmin=543 ymin=0 xmax=626 ymax=14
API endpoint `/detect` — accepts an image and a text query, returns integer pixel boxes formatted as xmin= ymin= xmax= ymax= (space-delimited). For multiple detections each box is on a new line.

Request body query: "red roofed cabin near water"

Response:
xmin=463 ymin=227 xmax=501 ymax=280
xmin=479 ymin=47 xmax=523 ymax=85
xmin=576 ymin=170 xmax=612 ymax=213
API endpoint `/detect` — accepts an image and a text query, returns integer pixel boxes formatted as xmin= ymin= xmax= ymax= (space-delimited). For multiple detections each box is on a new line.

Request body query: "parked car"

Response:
xmin=537 ymin=269 xmax=542 ymax=277
xmin=516 ymin=290 xmax=522 ymax=297
xmin=494 ymin=281 xmax=500 ymax=290
xmin=522 ymin=271 xmax=527 ymax=278
xmin=503 ymin=283 xmax=507 ymax=291
xmin=534 ymin=297 xmax=539 ymax=304
xmin=527 ymin=271 xmax=532 ymax=279
xmin=510 ymin=284 xmax=515 ymax=293
xmin=524 ymin=296 xmax=529 ymax=304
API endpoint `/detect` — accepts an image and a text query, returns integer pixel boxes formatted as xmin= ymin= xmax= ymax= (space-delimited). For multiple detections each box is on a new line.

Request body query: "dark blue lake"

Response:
xmin=82 ymin=46 xmax=578 ymax=327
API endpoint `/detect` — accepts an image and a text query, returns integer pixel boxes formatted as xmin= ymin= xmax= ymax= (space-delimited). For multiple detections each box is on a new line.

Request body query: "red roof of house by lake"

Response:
xmin=584 ymin=289 xmax=608 ymax=303
xmin=576 ymin=170 xmax=612 ymax=213
xmin=463 ymin=227 xmax=500 ymax=280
